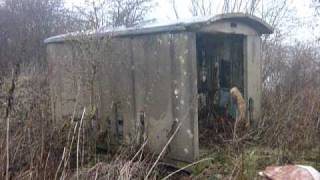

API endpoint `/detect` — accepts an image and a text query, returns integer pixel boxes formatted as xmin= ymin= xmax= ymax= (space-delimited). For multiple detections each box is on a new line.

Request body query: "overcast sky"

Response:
xmin=66 ymin=0 xmax=320 ymax=42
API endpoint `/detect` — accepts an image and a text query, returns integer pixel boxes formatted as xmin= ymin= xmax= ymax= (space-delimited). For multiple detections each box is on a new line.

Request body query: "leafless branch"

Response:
xmin=189 ymin=0 xmax=214 ymax=16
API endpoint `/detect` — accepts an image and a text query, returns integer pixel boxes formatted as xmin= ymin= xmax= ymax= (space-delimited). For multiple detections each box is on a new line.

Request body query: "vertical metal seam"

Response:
xmin=169 ymin=34 xmax=176 ymax=121
xmin=130 ymin=38 xmax=137 ymax=138
xmin=188 ymin=32 xmax=198 ymax=160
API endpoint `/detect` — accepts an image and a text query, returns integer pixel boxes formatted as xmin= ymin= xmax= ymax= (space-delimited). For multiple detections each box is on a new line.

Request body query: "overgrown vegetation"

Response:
xmin=0 ymin=0 xmax=319 ymax=179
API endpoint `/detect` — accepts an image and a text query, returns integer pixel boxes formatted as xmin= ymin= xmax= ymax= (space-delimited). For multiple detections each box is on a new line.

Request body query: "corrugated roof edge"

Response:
xmin=44 ymin=13 xmax=273 ymax=44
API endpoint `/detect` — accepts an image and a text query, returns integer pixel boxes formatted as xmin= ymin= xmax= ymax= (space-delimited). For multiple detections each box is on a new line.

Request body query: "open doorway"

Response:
xmin=196 ymin=33 xmax=245 ymax=151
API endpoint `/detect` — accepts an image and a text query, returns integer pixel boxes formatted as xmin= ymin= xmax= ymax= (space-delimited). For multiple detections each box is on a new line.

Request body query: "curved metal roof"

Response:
xmin=45 ymin=13 xmax=273 ymax=44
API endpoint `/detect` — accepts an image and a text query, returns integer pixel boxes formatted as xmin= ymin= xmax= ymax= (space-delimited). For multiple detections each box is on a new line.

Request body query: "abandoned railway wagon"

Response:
xmin=45 ymin=13 xmax=273 ymax=162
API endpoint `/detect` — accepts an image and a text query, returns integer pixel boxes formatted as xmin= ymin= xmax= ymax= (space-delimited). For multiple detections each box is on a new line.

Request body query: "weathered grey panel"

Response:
xmin=47 ymin=38 xmax=136 ymax=144
xmin=47 ymin=43 xmax=79 ymax=126
xmin=246 ymin=36 xmax=262 ymax=121
xmin=94 ymin=38 xmax=135 ymax=142
xmin=132 ymin=33 xmax=198 ymax=162
xmin=133 ymin=34 xmax=173 ymax=154
xmin=168 ymin=33 xmax=198 ymax=161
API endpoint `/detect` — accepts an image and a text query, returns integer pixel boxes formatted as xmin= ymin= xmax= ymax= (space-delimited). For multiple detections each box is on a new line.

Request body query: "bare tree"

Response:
xmin=0 ymin=0 xmax=77 ymax=72
xmin=0 ymin=0 xmax=79 ymax=179
xmin=75 ymin=0 xmax=154 ymax=29
xmin=222 ymin=0 xmax=261 ymax=14
xmin=109 ymin=0 xmax=154 ymax=27
xmin=186 ymin=0 xmax=263 ymax=17
xmin=312 ymin=0 xmax=320 ymax=40
xmin=189 ymin=0 xmax=214 ymax=16
xmin=170 ymin=0 xmax=179 ymax=19
xmin=74 ymin=0 xmax=109 ymax=29
xmin=260 ymin=0 xmax=289 ymax=28
xmin=312 ymin=0 xmax=320 ymax=15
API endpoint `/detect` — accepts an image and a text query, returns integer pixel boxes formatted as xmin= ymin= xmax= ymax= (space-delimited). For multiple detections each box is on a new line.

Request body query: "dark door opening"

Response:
xmin=196 ymin=33 xmax=245 ymax=151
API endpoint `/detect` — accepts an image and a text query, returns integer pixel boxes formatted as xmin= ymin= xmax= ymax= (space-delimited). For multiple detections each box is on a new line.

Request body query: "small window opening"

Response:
xmin=115 ymin=102 xmax=124 ymax=141
xmin=137 ymin=110 xmax=147 ymax=143
xmin=231 ymin=22 xmax=237 ymax=28
xmin=248 ymin=98 xmax=254 ymax=126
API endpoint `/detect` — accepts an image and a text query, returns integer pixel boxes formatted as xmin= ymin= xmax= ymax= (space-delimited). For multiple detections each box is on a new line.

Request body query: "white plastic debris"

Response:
xmin=259 ymin=165 xmax=320 ymax=180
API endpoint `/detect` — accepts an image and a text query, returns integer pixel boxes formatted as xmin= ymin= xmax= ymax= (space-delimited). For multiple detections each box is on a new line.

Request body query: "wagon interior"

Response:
xmin=196 ymin=33 xmax=245 ymax=152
